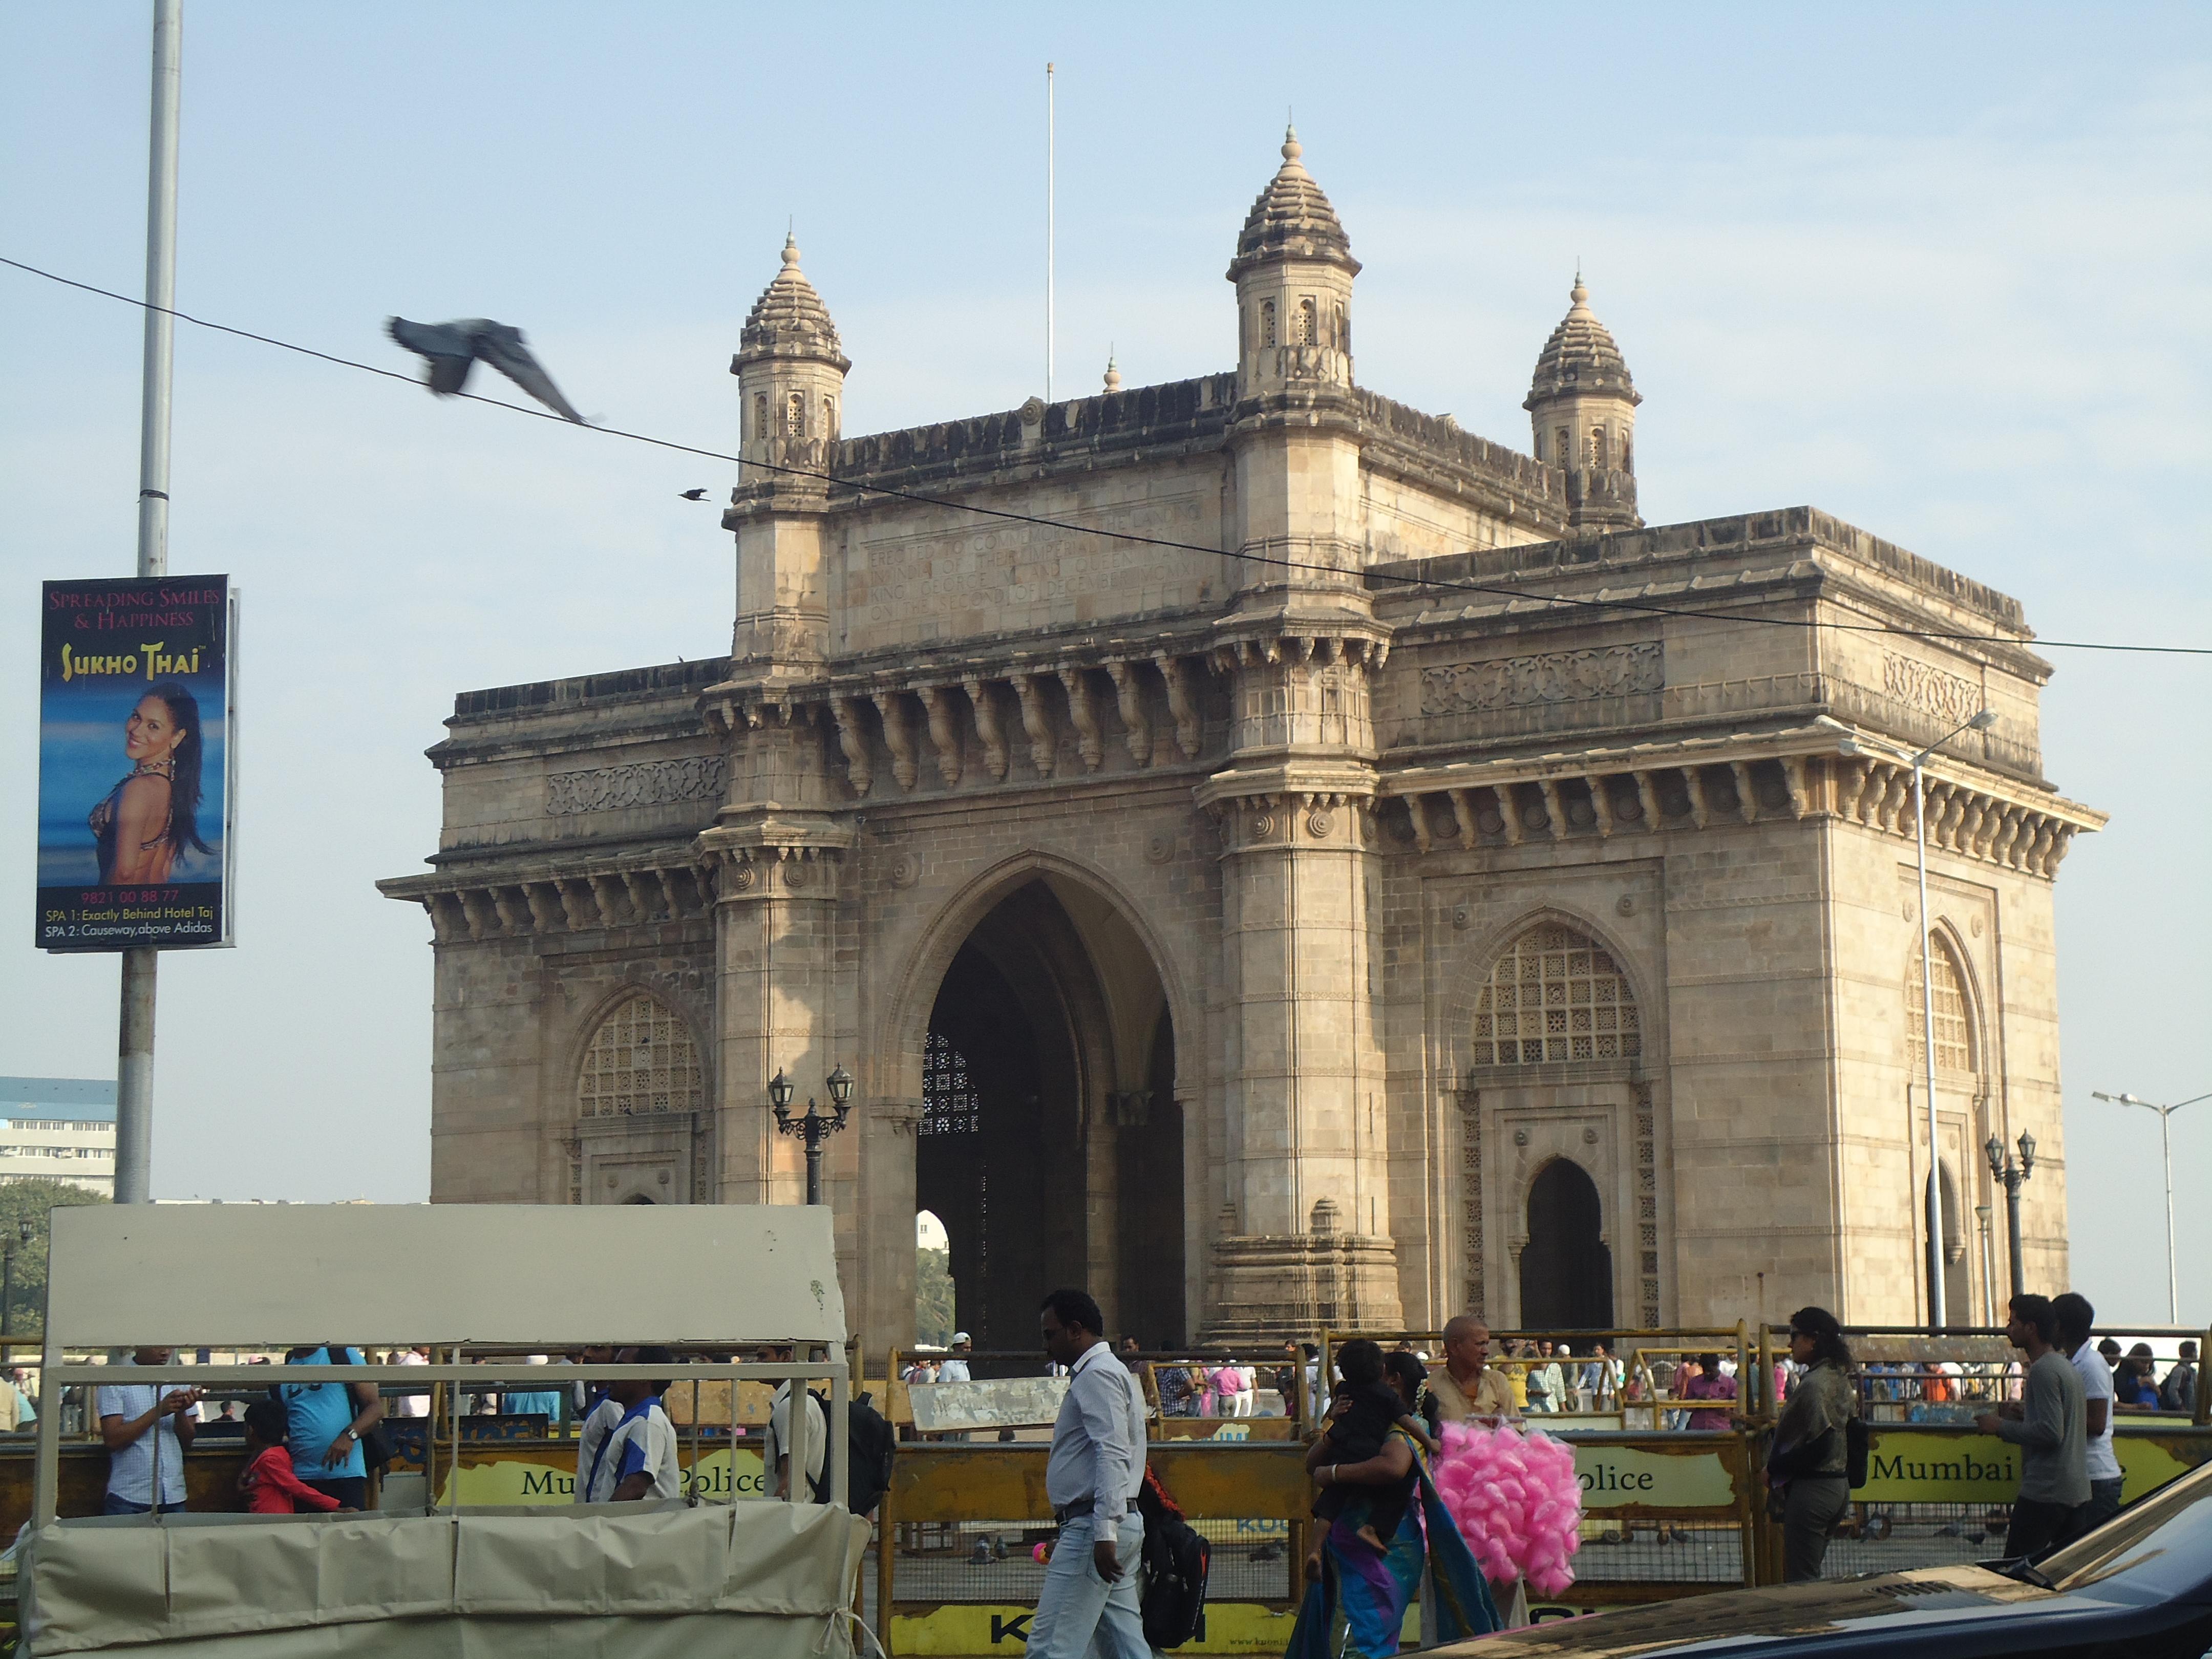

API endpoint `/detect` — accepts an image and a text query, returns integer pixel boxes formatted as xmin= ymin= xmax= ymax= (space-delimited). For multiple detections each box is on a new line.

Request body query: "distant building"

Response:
xmin=0 ymin=1079 xmax=116 ymax=1197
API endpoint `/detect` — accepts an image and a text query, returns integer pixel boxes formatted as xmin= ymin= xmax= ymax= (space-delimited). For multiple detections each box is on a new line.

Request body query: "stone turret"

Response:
xmin=1227 ymin=125 xmax=1359 ymax=399
xmin=722 ymin=235 xmax=850 ymax=673
xmin=1525 ymin=274 xmax=1642 ymax=529
xmin=732 ymin=233 xmax=850 ymax=486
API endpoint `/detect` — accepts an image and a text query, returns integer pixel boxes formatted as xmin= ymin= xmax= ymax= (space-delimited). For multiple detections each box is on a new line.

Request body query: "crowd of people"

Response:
xmin=84 ymin=1343 xmax=710 ymax=1516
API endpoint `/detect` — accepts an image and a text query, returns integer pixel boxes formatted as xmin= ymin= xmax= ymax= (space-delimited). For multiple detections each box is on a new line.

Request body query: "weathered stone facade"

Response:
xmin=381 ymin=129 xmax=2103 ymax=1348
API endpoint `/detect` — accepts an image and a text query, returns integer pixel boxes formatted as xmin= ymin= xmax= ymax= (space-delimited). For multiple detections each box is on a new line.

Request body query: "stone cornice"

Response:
xmin=377 ymin=846 xmax=716 ymax=944
xmin=1377 ymin=723 xmax=2102 ymax=878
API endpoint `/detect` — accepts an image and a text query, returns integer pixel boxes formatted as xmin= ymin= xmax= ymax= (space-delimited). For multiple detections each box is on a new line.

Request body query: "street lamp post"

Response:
xmin=1834 ymin=707 xmax=1998 ymax=1333
xmin=1983 ymin=1131 xmax=2036 ymax=1302
xmin=2091 ymin=1089 xmax=2210 ymax=1324
xmin=770 ymin=1065 xmax=855 ymax=1206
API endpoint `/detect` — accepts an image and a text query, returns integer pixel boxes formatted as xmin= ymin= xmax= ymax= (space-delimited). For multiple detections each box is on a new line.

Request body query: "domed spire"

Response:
xmin=1103 ymin=349 xmax=1122 ymax=393
xmin=737 ymin=232 xmax=850 ymax=372
xmin=1526 ymin=271 xmax=1637 ymax=407
xmin=1226 ymin=123 xmax=1359 ymax=282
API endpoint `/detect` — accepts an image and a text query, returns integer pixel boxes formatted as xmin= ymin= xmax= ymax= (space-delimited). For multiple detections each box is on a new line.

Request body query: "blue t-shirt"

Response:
xmin=282 ymin=1347 xmax=367 ymax=1481
xmin=502 ymin=1389 xmax=564 ymax=1421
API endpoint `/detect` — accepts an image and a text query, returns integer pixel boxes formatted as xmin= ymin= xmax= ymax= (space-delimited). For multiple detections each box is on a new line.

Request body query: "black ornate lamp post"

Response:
xmin=771 ymin=1065 xmax=855 ymax=1206
xmin=2 ymin=1220 xmax=31 ymax=1339
xmin=1984 ymin=1130 xmax=2036 ymax=1302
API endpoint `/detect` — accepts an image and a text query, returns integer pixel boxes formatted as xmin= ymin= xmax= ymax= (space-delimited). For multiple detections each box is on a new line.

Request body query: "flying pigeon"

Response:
xmin=385 ymin=316 xmax=584 ymax=423
xmin=679 ymin=488 xmax=709 ymax=501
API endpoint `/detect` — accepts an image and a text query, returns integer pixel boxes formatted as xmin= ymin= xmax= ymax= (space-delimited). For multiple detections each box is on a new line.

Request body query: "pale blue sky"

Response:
xmin=3 ymin=5 xmax=2206 ymax=1325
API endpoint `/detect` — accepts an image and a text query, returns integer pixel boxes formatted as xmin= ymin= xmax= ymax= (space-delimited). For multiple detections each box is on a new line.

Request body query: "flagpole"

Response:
xmin=1045 ymin=61 xmax=1055 ymax=404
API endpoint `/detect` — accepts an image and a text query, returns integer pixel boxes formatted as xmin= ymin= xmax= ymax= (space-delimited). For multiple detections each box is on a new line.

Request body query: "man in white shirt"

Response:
xmin=571 ymin=1345 xmax=622 ymax=1505
xmin=2054 ymin=1293 xmax=2121 ymax=1536
xmin=97 ymin=1348 xmax=200 ymax=1515
xmin=580 ymin=1347 xmax=681 ymax=1503
xmin=1030 ymin=1288 xmax=1147 ymax=1659
xmin=392 ymin=1346 xmax=431 ymax=1419
xmin=765 ymin=1382 xmax=827 ymax=1501
xmin=938 ymin=1334 xmax=972 ymax=1384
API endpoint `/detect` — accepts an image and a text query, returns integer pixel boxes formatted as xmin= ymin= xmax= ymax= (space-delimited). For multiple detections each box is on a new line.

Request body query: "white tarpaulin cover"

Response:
xmin=21 ymin=1501 xmax=872 ymax=1658
xmin=41 ymin=1204 xmax=845 ymax=1350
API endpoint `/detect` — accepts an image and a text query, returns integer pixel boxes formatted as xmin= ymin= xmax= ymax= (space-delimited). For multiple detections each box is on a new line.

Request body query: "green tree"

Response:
xmin=0 ymin=1180 xmax=110 ymax=1339
xmin=915 ymin=1245 xmax=955 ymax=1348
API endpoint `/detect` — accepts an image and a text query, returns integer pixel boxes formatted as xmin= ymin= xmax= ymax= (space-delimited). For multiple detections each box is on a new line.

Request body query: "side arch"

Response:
xmin=565 ymin=982 xmax=714 ymax=1118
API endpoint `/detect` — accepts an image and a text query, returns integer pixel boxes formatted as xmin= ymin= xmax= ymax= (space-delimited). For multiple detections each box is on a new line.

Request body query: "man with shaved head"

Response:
xmin=1429 ymin=1315 xmax=1515 ymax=1424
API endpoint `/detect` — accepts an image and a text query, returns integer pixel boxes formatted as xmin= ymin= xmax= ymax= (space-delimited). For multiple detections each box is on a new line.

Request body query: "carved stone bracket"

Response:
xmin=1014 ymin=674 xmax=1057 ymax=778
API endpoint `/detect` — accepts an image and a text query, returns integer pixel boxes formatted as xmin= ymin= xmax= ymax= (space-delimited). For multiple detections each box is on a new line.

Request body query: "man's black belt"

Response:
xmin=1052 ymin=1498 xmax=1139 ymax=1525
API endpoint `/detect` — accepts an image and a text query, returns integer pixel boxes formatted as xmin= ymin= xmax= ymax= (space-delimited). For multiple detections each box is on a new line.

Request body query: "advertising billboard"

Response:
xmin=35 ymin=576 xmax=236 ymax=951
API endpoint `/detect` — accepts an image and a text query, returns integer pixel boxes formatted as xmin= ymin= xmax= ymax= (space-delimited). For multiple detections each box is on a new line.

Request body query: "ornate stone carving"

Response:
xmin=1105 ymin=660 xmax=1153 ymax=765
xmin=1014 ymin=674 xmax=1057 ymax=777
xmin=1882 ymin=653 xmax=1983 ymax=725
xmin=888 ymin=852 xmax=920 ymax=888
xmin=963 ymin=676 xmax=1010 ymax=780
xmin=546 ymin=756 xmax=725 ymax=816
xmin=1059 ymin=667 xmax=1104 ymax=771
xmin=918 ymin=686 xmax=963 ymax=786
xmin=1419 ymin=643 xmax=1662 ymax=717
xmin=1157 ymin=654 xmax=1203 ymax=760
xmin=874 ymin=691 xmax=919 ymax=790
xmin=830 ymin=698 xmax=873 ymax=797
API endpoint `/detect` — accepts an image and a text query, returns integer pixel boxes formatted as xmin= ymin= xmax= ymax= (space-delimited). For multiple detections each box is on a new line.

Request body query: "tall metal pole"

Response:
xmin=804 ymin=1134 xmax=824 ymax=1208
xmin=1045 ymin=62 xmax=1055 ymax=404
xmin=2004 ymin=1173 xmax=2025 ymax=1301
xmin=116 ymin=0 xmax=183 ymax=1207
xmin=1916 ymin=758 xmax=1945 ymax=1330
xmin=2161 ymin=1105 xmax=2177 ymax=1325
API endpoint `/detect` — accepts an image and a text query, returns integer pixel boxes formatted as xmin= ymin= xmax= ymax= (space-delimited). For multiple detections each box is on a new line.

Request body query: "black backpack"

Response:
xmin=1136 ymin=1467 xmax=1210 ymax=1650
xmin=804 ymin=1389 xmax=897 ymax=1517
xmin=1845 ymin=1415 xmax=1870 ymax=1488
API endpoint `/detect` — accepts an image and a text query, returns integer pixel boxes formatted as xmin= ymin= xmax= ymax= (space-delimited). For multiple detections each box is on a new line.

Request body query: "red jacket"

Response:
xmin=244 ymin=1445 xmax=343 ymax=1514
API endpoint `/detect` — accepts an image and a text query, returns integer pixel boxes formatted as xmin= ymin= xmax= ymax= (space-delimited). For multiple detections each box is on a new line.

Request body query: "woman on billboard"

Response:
xmin=87 ymin=683 xmax=210 ymax=885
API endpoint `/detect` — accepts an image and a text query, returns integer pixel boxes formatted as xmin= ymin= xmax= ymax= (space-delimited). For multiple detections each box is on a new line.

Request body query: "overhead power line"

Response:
xmin=5 ymin=252 xmax=2206 ymax=660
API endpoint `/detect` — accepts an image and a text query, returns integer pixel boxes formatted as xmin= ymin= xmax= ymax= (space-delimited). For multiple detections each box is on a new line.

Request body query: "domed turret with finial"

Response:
xmin=732 ymin=232 xmax=852 ymax=478
xmin=1525 ymin=270 xmax=1642 ymax=528
xmin=1226 ymin=123 xmax=1359 ymax=398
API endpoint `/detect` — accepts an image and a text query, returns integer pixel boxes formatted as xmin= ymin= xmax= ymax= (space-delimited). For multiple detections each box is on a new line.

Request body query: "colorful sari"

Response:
xmin=1286 ymin=1431 xmax=1499 ymax=1657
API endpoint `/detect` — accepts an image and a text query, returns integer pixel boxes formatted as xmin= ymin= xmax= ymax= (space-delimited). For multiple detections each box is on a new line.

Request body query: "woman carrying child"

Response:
xmin=1288 ymin=1343 xmax=1494 ymax=1657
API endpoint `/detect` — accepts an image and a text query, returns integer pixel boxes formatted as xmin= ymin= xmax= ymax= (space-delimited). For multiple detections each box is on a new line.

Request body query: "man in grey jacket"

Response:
xmin=1977 ymin=1293 xmax=2088 ymax=1561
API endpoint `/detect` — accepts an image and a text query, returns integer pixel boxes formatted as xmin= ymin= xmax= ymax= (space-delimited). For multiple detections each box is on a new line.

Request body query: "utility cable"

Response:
xmin=5 ymin=252 xmax=2205 ymax=658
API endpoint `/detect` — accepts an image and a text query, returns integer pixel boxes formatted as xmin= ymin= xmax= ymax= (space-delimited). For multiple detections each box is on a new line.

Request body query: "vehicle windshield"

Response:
xmin=2033 ymin=1459 xmax=2212 ymax=1600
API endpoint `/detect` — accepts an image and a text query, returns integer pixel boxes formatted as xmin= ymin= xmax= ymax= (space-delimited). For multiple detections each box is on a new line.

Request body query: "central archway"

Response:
xmin=911 ymin=875 xmax=1184 ymax=1351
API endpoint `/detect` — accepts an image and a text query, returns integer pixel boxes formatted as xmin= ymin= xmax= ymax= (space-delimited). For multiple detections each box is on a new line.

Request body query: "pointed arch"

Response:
xmin=1519 ymin=1156 xmax=1613 ymax=1329
xmin=1467 ymin=917 xmax=1643 ymax=1069
xmin=877 ymin=849 xmax=1199 ymax=1112
xmin=1907 ymin=927 xmax=1982 ymax=1076
xmin=575 ymin=989 xmax=706 ymax=1120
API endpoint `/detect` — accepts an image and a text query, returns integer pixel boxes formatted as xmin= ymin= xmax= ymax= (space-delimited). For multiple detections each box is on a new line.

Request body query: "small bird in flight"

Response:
xmin=385 ymin=316 xmax=584 ymax=423
xmin=679 ymin=488 xmax=709 ymax=501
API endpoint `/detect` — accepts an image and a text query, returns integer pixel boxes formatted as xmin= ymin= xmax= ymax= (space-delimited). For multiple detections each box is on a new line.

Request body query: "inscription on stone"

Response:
xmin=1420 ymin=642 xmax=1662 ymax=716
xmin=1881 ymin=653 xmax=1982 ymax=724
xmin=546 ymin=756 xmax=726 ymax=816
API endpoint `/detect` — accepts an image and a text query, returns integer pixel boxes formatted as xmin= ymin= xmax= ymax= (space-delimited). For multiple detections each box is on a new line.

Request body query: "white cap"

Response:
xmin=951 ymin=1332 xmax=971 ymax=1346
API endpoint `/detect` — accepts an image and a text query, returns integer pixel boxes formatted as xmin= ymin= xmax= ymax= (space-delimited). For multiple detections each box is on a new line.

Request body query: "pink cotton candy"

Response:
xmin=1432 ymin=1422 xmax=1585 ymax=1592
